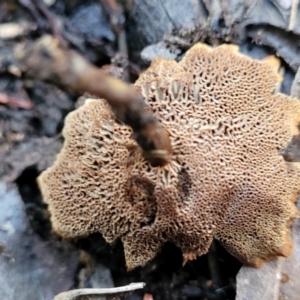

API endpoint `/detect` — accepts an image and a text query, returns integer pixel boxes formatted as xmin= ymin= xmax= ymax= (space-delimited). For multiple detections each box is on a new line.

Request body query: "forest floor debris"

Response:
xmin=1 ymin=0 xmax=300 ymax=299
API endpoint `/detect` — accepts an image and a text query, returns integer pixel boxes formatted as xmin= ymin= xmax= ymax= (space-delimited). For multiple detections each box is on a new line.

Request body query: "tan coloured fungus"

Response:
xmin=38 ymin=43 xmax=300 ymax=270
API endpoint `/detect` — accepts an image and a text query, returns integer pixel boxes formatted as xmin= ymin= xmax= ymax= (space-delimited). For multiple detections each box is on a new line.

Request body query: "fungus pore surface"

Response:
xmin=38 ymin=44 xmax=300 ymax=270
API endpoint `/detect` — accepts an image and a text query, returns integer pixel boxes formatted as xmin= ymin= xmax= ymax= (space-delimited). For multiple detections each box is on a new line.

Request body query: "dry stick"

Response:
xmin=118 ymin=29 xmax=130 ymax=81
xmin=14 ymin=35 xmax=172 ymax=167
xmin=0 ymin=92 xmax=33 ymax=109
xmin=99 ymin=0 xmax=130 ymax=81
xmin=275 ymin=66 xmax=285 ymax=94
xmin=0 ymin=22 xmax=37 ymax=39
xmin=291 ymin=66 xmax=300 ymax=98
xmin=98 ymin=0 xmax=124 ymax=34
xmin=54 ymin=282 xmax=146 ymax=300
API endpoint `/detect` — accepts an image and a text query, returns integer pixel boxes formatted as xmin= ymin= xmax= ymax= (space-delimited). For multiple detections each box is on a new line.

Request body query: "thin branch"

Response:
xmin=275 ymin=66 xmax=285 ymax=94
xmin=54 ymin=282 xmax=146 ymax=300
xmin=14 ymin=35 xmax=173 ymax=167
xmin=291 ymin=65 xmax=300 ymax=98
xmin=98 ymin=0 xmax=130 ymax=80
xmin=0 ymin=22 xmax=37 ymax=39
xmin=0 ymin=93 xmax=33 ymax=109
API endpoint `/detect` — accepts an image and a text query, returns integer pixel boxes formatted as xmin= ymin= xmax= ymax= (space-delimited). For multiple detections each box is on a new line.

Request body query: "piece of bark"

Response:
xmin=14 ymin=35 xmax=172 ymax=167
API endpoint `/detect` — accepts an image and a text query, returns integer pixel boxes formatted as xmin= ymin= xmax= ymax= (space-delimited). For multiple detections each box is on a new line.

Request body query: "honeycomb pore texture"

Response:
xmin=38 ymin=43 xmax=300 ymax=270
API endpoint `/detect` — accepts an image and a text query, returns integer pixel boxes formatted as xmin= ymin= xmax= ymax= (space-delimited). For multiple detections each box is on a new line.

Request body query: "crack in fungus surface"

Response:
xmin=38 ymin=44 xmax=300 ymax=270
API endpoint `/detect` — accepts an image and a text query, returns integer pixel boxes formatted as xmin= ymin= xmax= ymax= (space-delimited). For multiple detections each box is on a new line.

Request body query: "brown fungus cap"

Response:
xmin=38 ymin=43 xmax=300 ymax=270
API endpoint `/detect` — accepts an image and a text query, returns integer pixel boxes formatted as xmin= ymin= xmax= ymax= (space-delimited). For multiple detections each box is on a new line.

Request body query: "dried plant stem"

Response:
xmin=275 ymin=66 xmax=285 ymax=94
xmin=0 ymin=22 xmax=36 ymax=39
xmin=14 ymin=35 xmax=172 ymax=167
xmin=291 ymin=66 xmax=300 ymax=98
xmin=0 ymin=93 xmax=33 ymax=109
xmin=99 ymin=0 xmax=130 ymax=80
xmin=54 ymin=282 xmax=146 ymax=300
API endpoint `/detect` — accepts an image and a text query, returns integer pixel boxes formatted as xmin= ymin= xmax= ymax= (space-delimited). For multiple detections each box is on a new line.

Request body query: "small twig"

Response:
xmin=54 ymin=282 xmax=146 ymax=300
xmin=289 ymin=0 xmax=299 ymax=31
xmin=17 ymin=0 xmax=46 ymax=29
xmin=33 ymin=0 xmax=61 ymax=37
xmin=99 ymin=0 xmax=130 ymax=81
xmin=129 ymin=61 xmax=142 ymax=77
xmin=17 ymin=0 xmax=114 ymax=61
xmin=98 ymin=0 xmax=125 ymax=34
xmin=118 ymin=29 xmax=130 ymax=81
xmin=291 ymin=66 xmax=300 ymax=98
xmin=0 ymin=22 xmax=37 ymax=39
xmin=275 ymin=66 xmax=285 ymax=94
xmin=14 ymin=35 xmax=173 ymax=167
xmin=17 ymin=0 xmax=60 ymax=35
xmin=0 ymin=93 xmax=33 ymax=109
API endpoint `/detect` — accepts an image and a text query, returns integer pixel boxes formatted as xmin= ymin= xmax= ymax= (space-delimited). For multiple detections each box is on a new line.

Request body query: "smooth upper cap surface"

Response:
xmin=38 ymin=43 xmax=300 ymax=269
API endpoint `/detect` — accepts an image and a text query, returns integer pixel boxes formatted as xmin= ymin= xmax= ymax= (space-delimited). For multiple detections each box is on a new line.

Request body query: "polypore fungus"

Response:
xmin=38 ymin=44 xmax=300 ymax=270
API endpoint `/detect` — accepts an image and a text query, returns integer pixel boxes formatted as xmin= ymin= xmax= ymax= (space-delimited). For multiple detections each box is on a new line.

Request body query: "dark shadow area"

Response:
xmin=16 ymin=166 xmax=52 ymax=240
